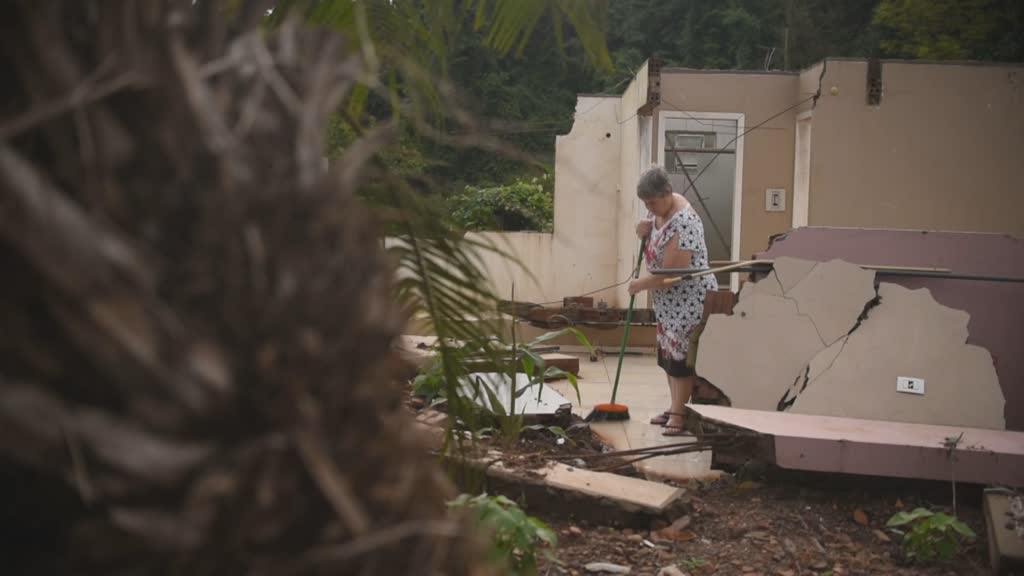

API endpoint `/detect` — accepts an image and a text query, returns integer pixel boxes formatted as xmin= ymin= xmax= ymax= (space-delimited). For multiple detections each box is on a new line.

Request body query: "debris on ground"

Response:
xmin=540 ymin=472 xmax=990 ymax=575
xmin=584 ymin=561 xmax=633 ymax=574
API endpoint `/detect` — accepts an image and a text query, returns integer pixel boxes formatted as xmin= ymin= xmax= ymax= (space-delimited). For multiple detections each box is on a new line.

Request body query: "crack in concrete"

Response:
xmin=781 ymin=282 xmax=884 ymax=410
xmin=770 ymin=263 xmax=830 ymax=347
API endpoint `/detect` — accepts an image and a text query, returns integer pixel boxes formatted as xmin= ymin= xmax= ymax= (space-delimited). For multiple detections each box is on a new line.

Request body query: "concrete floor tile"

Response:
xmin=552 ymin=352 xmax=718 ymax=480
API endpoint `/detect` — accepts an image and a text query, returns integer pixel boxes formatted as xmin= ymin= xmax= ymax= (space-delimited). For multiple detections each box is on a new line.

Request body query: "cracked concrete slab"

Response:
xmin=737 ymin=256 xmax=817 ymax=302
xmin=789 ymin=283 xmax=1005 ymax=429
xmin=739 ymin=273 xmax=782 ymax=300
xmin=697 ymin=258 xmax=875 ymax=410
xmin=696 ymin=292 xmax=825 ymax=410
xmin=773 ymin=257 xmax=820 ymax=294
xmin=784 ymin=259 xmax=876 ymax=346
xmin=779 ymin=336 xmax=847 ymax=408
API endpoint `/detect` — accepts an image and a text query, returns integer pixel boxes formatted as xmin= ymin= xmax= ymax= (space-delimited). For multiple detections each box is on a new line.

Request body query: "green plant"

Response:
xmin=414 ymin=327 xmax=592 ymax=445
xmin=886 ymin=507 xmax=976 ymax=564
xmin=448 ymin=493 xmax=557 ymax=575
xmin=448 ymin=177 xmax=554 ymax=232
xmin=523 ymin=423 xmax=573 ymax=445
xmin=680 ymin=557 xmax=707 ymax=571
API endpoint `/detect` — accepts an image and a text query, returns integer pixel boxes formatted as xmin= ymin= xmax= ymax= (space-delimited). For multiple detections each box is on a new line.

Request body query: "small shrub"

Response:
xmin=886 ymin=507 xmax=976 ymax=564
xmin=448 ymin=176 xmax=553 ymax=232
xmin=680 ymin=557 xmax=707 ymax=571
xmin=448 ymin=493 xmax=557 ymax=575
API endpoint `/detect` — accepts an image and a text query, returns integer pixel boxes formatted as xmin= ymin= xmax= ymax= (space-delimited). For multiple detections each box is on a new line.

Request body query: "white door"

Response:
xmin=658 ymin=113 xmax=744 ymax=289
xmin=792 ymin=113 xmax=812 ymax=228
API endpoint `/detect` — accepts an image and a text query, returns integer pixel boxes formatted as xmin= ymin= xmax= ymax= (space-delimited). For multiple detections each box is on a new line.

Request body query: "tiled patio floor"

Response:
xmin=546 ymin=353 xmax=721 ymax=484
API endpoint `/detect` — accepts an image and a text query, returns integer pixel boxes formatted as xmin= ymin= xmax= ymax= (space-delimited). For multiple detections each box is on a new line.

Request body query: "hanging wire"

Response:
xmin=506 ymin=87 xmax=824 ymax=307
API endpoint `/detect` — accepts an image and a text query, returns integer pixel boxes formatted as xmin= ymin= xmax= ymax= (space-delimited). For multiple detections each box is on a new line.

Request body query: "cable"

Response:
xmin=518 ymin=96 xmax=819 ymax=308
xmin=527 ymin=273 xmax=635 ymax=307
xmin=685 ymin=95 xmax=815 ymax=189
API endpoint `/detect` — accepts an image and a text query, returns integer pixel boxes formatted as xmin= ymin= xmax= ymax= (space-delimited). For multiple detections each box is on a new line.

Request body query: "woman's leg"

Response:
xmin=649 ymin=371 xmax=677 ymax=425
xmin=666 ymin=372 xmax=678 ymax=412
xmin=665 ymin=374 xmax=695 ymax=430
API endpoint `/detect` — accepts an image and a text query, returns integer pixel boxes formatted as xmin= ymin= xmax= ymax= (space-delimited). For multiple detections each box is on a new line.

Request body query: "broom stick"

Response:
xmin=609 ymin=237 xmax=647 ymax=405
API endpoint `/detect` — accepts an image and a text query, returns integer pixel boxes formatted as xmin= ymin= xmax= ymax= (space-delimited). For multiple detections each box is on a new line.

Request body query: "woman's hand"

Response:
xmin=628 ymin=277 xmax=653 ymax=295
xmin=635 ymin=218 xmax=653 ymax=239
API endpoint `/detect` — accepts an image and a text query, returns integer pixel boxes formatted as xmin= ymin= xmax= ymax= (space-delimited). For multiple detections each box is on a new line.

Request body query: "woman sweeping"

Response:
xmin=628 ymin=166 xmax=717 ymax=436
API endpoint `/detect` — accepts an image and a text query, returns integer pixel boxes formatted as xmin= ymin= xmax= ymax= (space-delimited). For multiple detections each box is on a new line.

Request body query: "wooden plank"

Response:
xmin=542 ymin=462 xmax=685 ymax=514
xmin=540 ymin=353 xmax=579 ymax=376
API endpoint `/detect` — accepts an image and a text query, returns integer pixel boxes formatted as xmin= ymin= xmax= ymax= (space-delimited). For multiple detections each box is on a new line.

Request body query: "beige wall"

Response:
xmin=551 ymin=96 xmax=623 ymax=304
xmin=470 ymin=231 xmax=554 ymax=303
xmin=655 ymin=70 xmax=801 ymax=259
xmin=803 ymin=60 xmax=1024 ymax=236
xmin=614 ymin=62 xmax=649 ymax=307
xmin=441 ymin=59 xmax=1024 ymax=321
xmin=468 ymin=96 xmax=623 ymax=305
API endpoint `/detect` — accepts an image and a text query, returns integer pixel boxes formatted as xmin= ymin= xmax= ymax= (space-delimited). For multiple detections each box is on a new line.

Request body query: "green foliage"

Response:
xmin=412 ymin=327 xmax=591 ymax=445
xmin=680 ymin=556 xmax=708 ymax=571
xmin=873 ymin=0 xmax=1024 ymax=61
xmin=886 ymin=508 xmax=977 ymax=565
xmin=523 ymin=423 xmax=573 ymax=445
xmin=448 ymin=175 xmax=554 ymax=232
xmin=448 ymin=493 xmax=557 ymax=575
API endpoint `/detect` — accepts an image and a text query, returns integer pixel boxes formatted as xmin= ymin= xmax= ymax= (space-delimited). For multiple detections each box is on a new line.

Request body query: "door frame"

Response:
xmin=656 ymin=110 xmax=745 ymax=291
xmin=791 ymin=110 xmax=813 ymax=228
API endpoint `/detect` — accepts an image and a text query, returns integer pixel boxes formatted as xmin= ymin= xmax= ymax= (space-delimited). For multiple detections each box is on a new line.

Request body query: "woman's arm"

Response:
xmin=628 ymin=233 xmax=693 ymax=294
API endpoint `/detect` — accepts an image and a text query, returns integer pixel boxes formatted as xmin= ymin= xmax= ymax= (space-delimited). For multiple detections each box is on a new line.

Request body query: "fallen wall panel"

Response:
xmin=697 ymin=258 xmax=876 ymax=410
xmin=758 ymin=227 xmax=1024 ymax=431
xmin=691 ymin=405 xmax=1024 ymax=487
xmin=788 ymin=283 xmax=1005 ymax=429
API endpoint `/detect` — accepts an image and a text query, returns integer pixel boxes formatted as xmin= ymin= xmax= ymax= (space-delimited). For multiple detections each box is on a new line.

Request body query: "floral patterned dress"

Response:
xmin=644 ymin=204 xmax=718 ymax=363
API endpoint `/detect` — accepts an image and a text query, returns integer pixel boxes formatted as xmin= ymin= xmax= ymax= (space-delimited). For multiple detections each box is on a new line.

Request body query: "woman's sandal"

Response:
xmin=649 ymin=411 xmax=671 ymax=426
xmin=661 ymin=411 xmax=692 ymax=437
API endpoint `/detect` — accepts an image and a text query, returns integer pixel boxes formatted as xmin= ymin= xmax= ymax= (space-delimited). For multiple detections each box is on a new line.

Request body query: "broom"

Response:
xmin=585 ymin=237 xmax=647 ymax=422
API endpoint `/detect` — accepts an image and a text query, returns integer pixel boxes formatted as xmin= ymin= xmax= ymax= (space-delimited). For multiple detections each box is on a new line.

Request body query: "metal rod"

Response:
xmin=654 ymin=266 xmax=1024 ymax=284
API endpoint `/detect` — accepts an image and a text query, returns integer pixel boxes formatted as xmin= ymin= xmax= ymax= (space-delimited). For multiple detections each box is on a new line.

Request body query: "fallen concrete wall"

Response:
xmin=696 ymin=258 xmax=875 ymax=411
xmin=787 ymin=283 xmax=1005 ymax=429
xmin=757 ymin=227 xmax=1024 ymax=431
xmin=696 ymin=256 xmax=1006 ymax=430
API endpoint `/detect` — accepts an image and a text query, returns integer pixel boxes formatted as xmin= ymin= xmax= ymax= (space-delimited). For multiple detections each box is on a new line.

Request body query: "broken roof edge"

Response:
xmin=659 ymin=57 xmax=1024 ymax=78
xmin=660 ymin=67 xmax=798 ymax=76
xmin=806 ymin=56 xmax=1024 ymax=72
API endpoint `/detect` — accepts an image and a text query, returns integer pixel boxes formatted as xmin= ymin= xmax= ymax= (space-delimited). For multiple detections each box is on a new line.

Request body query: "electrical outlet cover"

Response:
xmin=765 ymin=188 xmax=786 ymax=212
xmin=896 ymin=376 xmax=925 ymax=395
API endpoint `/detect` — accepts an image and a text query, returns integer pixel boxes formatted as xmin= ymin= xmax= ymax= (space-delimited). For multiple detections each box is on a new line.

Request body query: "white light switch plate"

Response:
xmin=896 ymin=376 xmax=925 ymax=395
xmin=766 ymin=188 xmax=786 ymax=212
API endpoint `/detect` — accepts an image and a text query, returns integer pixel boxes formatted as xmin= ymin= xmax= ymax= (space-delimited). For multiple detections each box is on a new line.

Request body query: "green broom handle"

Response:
xmin=609 ymin=237 xmax=647 ymax=405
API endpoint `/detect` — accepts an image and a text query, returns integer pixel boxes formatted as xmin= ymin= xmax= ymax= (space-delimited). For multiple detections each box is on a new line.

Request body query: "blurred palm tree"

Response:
xmin=267 ymin=0 xmax=611 ymax=446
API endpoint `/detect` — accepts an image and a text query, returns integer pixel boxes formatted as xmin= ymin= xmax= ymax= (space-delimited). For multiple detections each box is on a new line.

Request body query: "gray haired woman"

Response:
xmin=628 ymin=166 xmax=717 ymax=436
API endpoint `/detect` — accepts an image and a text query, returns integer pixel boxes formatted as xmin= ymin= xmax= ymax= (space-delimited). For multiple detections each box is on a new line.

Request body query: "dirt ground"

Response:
xmin=409 ymin=395 xmax=990 ymax=576
xmin=535 ymin=469 xmax=989 ymax=576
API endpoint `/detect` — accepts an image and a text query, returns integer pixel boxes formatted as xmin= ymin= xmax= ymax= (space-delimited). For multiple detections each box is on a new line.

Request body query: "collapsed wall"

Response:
xmin=695 ymin=257 xmax=1006 ymax=430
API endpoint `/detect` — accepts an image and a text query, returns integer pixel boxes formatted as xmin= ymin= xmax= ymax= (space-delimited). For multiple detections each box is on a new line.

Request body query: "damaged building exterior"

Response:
xmin=477 ymin=57 xmax=1024 ymax=306
xmin=467 ymin=59 xmax=1024 ymax=562
xmin=477 ymin=57 xmax=1024 ymax=432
